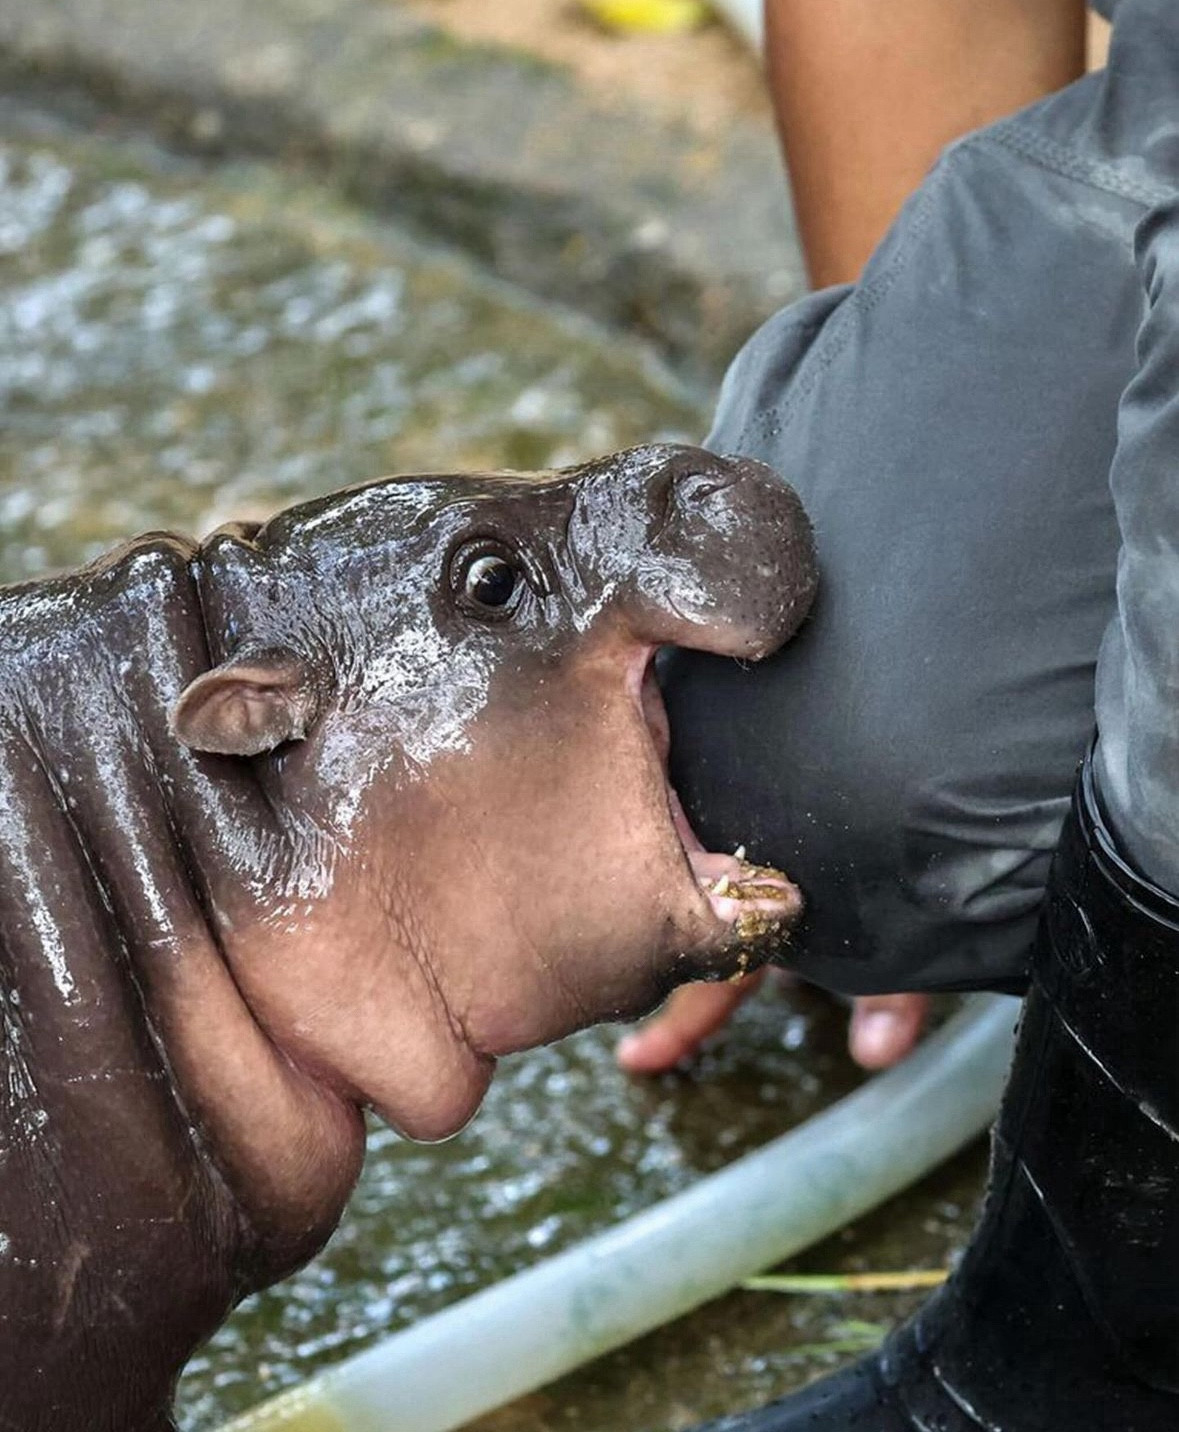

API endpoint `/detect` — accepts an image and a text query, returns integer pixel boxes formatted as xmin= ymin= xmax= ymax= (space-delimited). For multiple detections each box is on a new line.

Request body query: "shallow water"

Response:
xmin=0 ymin=104 xmax=701 ymax=580
xmin=0 ymin=106 xmax=987 ymax=1432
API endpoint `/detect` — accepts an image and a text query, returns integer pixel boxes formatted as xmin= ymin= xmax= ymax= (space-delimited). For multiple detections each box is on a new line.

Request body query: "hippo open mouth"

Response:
xmin=633 ymin=646 xmax=803 ymax=972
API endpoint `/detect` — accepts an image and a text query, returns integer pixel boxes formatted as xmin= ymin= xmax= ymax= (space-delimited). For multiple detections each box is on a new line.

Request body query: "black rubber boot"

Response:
xmin=699 ymin=755 xmax=1179 ymax=1432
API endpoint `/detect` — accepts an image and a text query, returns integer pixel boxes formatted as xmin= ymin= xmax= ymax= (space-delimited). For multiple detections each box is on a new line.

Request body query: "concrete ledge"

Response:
xmin=0 ymin=0 xmax=804 ymax=380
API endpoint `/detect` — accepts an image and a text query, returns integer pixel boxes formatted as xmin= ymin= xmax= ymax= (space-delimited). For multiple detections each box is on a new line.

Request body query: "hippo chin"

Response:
xmin=0 ymin=443 xmax=815 ymax=1431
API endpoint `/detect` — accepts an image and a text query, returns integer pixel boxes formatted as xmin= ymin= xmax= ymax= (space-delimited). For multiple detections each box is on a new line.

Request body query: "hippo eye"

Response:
xmin=452 ymin=544 xmax=525 ymax=617
xmin=465 ymin=555 xmax=517 ymax=607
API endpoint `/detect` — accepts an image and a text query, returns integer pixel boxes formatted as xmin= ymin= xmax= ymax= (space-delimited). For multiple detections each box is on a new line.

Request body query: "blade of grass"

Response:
xmin=829 ymin=1320 xmax=888 ymax=1339
xmin=742 ymin=1269 xmax=948 ymax=1295
xmin=781 ymin=1319 xmax=889 ymax=1361
xmin=784 ymin=1334 xmax=883 ymax=1360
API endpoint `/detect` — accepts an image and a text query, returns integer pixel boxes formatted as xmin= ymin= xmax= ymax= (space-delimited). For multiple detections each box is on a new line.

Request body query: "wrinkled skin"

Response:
xmin=0 ymin=443 xmax=816 ymax=1432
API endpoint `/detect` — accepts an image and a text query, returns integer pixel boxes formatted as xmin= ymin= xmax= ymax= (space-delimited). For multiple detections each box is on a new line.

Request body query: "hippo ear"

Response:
xmin=171 ymin=648 xmax=319 ymax=756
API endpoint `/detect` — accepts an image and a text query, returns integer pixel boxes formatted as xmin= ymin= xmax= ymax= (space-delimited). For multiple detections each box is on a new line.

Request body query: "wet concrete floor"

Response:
xmin=0 ymin=99 xmax=988 ymax=1432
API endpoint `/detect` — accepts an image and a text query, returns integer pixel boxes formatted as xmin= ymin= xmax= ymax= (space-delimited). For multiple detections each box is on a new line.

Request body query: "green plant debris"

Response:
xmin=743 ymin=1269 xmax=948 ymax=1295
xmin=784 ymin=1320 xmax=888 ymax=1361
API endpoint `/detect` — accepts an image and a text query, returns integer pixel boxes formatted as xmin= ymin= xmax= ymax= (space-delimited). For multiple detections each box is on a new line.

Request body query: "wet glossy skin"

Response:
xmin=0 ymin=442 xmax=815 ymax=1432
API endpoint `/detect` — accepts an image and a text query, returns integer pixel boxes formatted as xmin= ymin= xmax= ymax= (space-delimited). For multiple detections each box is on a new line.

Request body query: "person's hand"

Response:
xmin=615 ymin=973 xmax=929 ymax=1073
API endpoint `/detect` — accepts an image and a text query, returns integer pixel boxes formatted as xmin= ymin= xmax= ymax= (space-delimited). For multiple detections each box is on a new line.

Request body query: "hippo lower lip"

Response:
xmin=634 ymin=650 xmax=802 ymax=961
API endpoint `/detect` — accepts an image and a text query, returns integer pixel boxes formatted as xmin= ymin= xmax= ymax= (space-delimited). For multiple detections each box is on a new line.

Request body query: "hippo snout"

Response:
xmin=571 ymin=443 xmax=818 ymax=659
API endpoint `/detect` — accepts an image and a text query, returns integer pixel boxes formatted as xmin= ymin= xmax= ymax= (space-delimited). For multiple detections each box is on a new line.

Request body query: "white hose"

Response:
xmin=220 ymin=994 xmax=1019 ymax=1432
xmin=711 ymin=0 xmax=764 ymax=51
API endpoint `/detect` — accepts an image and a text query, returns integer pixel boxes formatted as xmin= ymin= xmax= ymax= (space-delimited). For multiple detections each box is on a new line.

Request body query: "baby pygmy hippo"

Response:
xmin=0 ymin=443 xmax=816 ymax=1430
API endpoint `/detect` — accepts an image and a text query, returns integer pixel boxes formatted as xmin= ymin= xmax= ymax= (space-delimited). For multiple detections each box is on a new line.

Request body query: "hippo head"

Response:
xmin=172 ymin=444 xmax=816 ymax=1140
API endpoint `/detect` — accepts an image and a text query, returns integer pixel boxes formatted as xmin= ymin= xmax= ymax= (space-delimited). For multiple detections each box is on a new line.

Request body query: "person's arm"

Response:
xmin=767 ymin=0 xmax=1088 ymax=286
xmin=619 ymin=0 xmax=1089 ymax=1077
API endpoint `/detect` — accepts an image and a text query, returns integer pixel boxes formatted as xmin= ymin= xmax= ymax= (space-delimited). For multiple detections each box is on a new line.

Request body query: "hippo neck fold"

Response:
xmin=0 ymin=534 xmax=365 ymax=1256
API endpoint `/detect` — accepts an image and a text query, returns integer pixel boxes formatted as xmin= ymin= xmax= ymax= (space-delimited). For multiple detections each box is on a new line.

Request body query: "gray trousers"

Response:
xmin=664 ymin=0 xmax=1179 ymax=995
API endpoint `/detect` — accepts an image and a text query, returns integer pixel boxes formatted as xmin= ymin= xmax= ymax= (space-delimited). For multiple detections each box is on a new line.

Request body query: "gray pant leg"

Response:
xmin=664 ymin=0 xmax=1179 ymax=994
xmin=1095 ymin=200 xmax=1179 ymax=891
